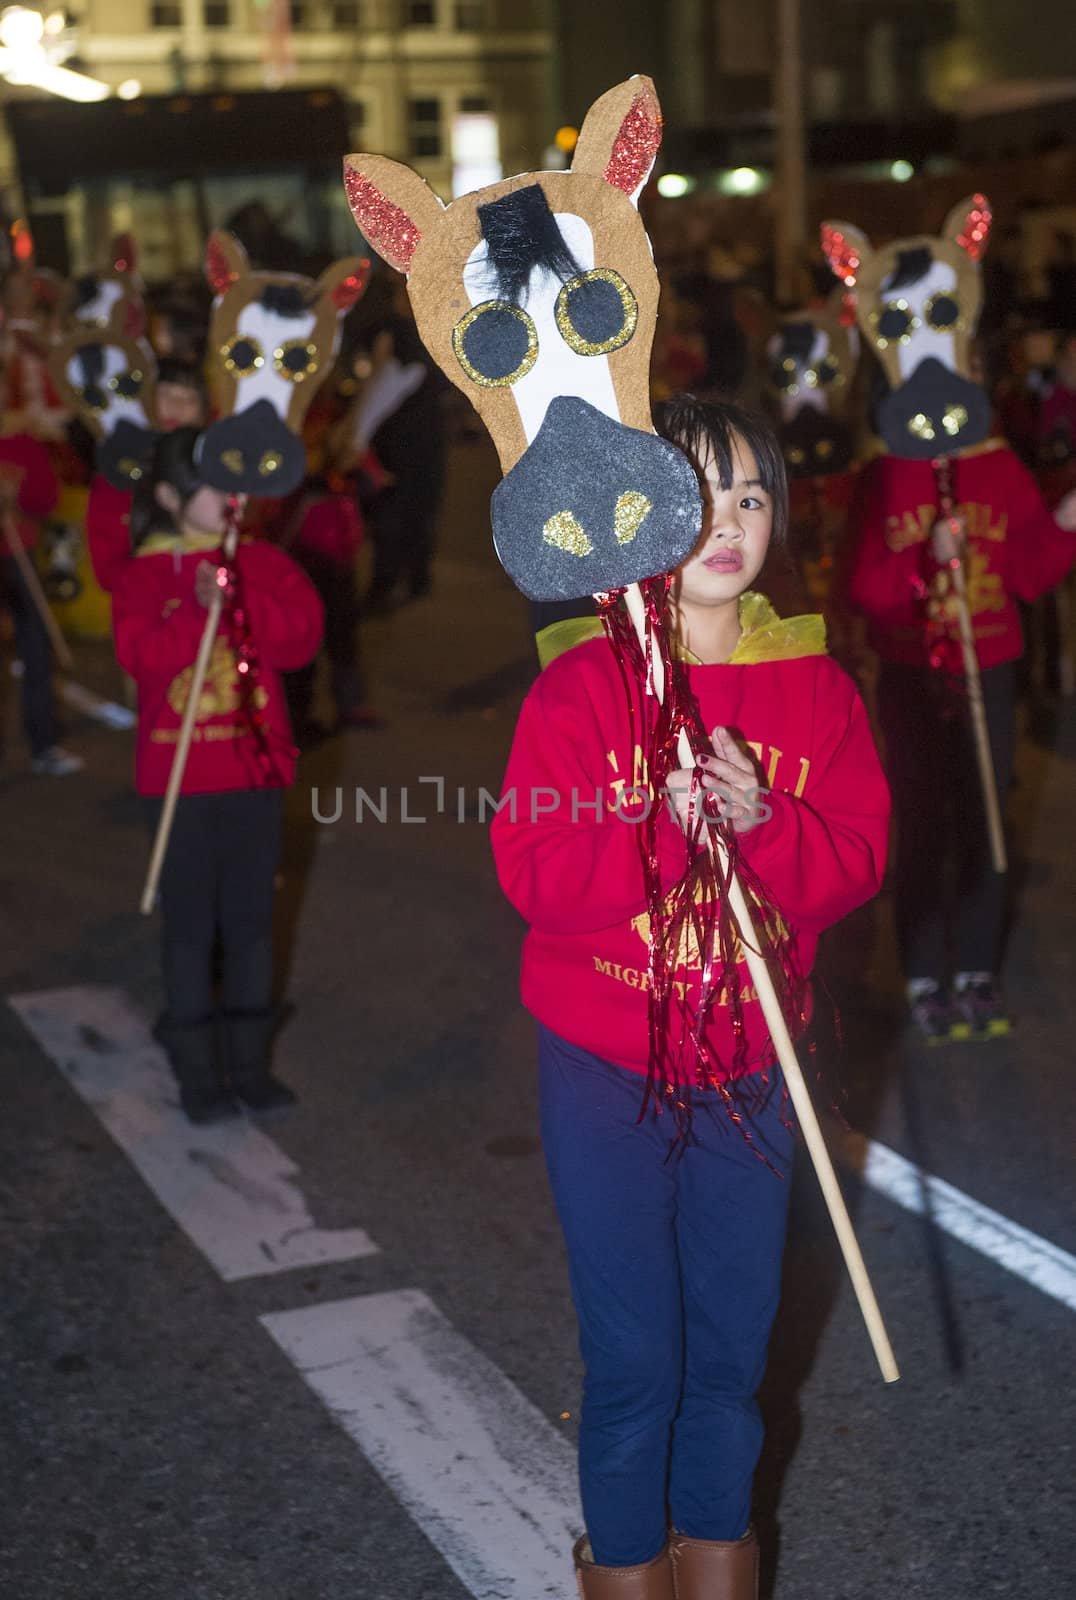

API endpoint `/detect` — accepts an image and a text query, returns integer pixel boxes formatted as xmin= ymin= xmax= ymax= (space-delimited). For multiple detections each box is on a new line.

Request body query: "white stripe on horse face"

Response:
xmin=888 ymin=260 xmax=959 ymax=383
xmin=463 ymin=212 xmax=621 ymax=447
xmin=66 ymin=344 xmax=150 ymax=431
xmin=769 ymin=326 xmax=830 ymax=422
xmin=231 ymin=301 xmax=318 ymax=422
xmin=75 ymin=281 xmax=125 ymax=328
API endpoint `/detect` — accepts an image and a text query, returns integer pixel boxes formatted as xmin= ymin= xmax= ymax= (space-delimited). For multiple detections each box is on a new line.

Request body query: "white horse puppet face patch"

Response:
xmin=344 ymin=76 xmax=702 ymax=601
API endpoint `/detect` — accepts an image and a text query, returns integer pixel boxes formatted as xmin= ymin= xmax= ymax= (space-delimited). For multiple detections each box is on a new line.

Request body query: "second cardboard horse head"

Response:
xmin=344 ymin=75 xmax=702 ymax=601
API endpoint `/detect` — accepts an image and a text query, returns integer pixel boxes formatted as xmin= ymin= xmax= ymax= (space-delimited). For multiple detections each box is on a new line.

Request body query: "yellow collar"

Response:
xmin=536 ymin=591 xmax=826 ymax=670
xmin=136 ymin=529 xmax=233 ymax=558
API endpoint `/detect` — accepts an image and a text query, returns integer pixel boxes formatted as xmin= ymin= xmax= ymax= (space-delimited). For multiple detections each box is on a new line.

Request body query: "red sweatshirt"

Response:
xmin=0 ymin=432 xmax=59 ymax=552
xmin=846 ymin=441 xmax=1076 ymax=668
xmin=112 ymin=536 xmax=323 ymax=796
xmin=86 ymin=475 xmax=133 ymax=592
xmin=490 ymin=604 xmax=890 ymax=1082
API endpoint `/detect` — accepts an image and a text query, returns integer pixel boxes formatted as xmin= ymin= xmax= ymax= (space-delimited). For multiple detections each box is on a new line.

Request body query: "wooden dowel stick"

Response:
xmin=140 ymin=512 xmax=242 ymax=915
xmin=949 ymin=554 xmax=1007 ymax=873
xmin=624 ymin=583 xmax=899 ymax=1383
xmin=2 ymin=512 xmax=75 ymax=672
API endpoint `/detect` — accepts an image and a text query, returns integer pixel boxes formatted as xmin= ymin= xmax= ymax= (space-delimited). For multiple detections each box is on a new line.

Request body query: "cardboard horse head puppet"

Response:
xmin=821 ymin=195 xmax=992 ymax=460
xmin=343 ymin=75 xmax=702 ymax=601
xmin=199 ymin=231 xmax=370 ymax=496
xmin=765 ymin=286 xmax=859 ymax=478
xmin=48 ymin=238 xmax=158 ymax=490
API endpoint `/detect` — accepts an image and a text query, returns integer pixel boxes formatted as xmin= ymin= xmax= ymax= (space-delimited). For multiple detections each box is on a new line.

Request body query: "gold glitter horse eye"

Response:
xmin=221 ymin=335 xmax=264 ymax=376
xmin=555 ymin=269 xmax=638 ymax=357
xmin=274 ymin=341 xmax=319 ymax=383
xmin=924 ymin=290 xmax=962 ymax=332
xmin=452 ymin=301 xmax=538 ymax=388
xmin=871 ymin=299 xmax=919 ymax=349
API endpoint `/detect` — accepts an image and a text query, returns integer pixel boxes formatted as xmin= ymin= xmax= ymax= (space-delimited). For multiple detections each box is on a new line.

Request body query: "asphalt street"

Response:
xmin=2 ymin=430 xmax=1074 ymax=1599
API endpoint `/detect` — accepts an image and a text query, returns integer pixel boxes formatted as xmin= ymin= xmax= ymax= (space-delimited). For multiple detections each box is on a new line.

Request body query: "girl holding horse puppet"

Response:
xmin=492 ymin=399 xmax=890 ymax=1597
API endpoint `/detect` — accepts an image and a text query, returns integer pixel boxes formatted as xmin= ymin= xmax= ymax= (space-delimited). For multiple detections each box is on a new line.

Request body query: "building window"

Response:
xmin=332 ymin=0 xmax=361 ymax=24
xmin=290 ymin=1 xmax=309 ymax=25
xmin=408 ymin=97 xmax=442 ymax=159
xmin=150 ymin=2 xmax=182 ymax=23
xmin=348 ymin=98 xmax=366 ymax=143
xmin=406 ymin=2 xmax=436 ymax=24
xmin=459 ymin=95 xmax=489 ymax=114
xmin=204 ymin=1 xmax=230 ymax=24
xmin=454 ymin=2 xmax=486 ymax=27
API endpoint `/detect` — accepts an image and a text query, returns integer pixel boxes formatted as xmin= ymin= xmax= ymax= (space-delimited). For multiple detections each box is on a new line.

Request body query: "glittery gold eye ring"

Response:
xmin=274 ymin=341 xmax=319 ymax=383
xmin=221 ymin=335 xmax=265 ymax=375
xmin=869 ymin=298 xmax=919 ymax=350
xmin=555 ymin=269 xmax=638 ymax=357
xmin=922 ymin=289 xmax=964 ymax=333
xmin=452 ymin=301 xmax=538 ymax=388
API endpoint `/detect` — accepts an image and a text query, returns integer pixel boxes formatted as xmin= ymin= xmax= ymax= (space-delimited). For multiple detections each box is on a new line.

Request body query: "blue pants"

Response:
xmin=538 ymin=1026 xmax=794 ymax=1567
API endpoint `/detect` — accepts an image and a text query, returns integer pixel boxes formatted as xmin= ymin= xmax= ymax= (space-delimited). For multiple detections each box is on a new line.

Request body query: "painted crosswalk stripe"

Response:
xmin=848 ymin=1134 xmax=1076 ymax=1313
xmin=260 ymin=1289 xmax=581 ymax=1600
xmin=9 ymin=985 xmax=378 ymax=1282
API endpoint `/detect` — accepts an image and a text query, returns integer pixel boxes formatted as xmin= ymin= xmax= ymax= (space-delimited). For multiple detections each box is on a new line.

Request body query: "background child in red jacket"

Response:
xmin=491 ymin=399 xmax=889 ymax=1590
xmin=111 ymin=428 xmax=323 ymax=1123
xmin=0 ymin=427 xmax=83 ymax=775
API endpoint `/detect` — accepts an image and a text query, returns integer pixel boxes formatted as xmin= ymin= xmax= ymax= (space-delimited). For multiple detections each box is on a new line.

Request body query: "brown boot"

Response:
xmin=573 ymin=1535 xmax=676 ymax=1599
xmin=668 ymin=1527 xmax=758 ymax=1600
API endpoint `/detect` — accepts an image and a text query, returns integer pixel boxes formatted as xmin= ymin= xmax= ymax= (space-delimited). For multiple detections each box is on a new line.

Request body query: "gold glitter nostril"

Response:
xmin=614 ymin=490 xmax=652 ymax=545
xmin=942 ymin=404 xmax=969 ymax=437
xmin=543 ymin=510 xmax=593 ymax=557
xmin=907 ymin=412 xmax=936 ymax=442
xmin=259 ymin=450 xmax=285 ymax=476
xmin=221 ymin=448 xmax=245 ymax=474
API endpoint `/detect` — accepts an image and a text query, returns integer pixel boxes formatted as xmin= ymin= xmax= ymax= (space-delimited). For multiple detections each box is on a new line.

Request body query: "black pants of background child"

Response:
xmin=144 ymin=787 xmax=295 ymax=1122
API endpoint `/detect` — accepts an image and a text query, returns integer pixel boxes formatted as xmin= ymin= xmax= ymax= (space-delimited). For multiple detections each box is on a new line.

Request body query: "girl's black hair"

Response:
xmin=654 ymin=394 xmax=789 ymax=548
xmin=155 ymin=356 xmax=207 ymax=396
xmin=128 ymin=426 xmax=204 ymax=551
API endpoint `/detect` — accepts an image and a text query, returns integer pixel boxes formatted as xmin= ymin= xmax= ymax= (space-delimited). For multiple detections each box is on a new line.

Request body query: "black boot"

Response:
xmin=222 ymin=1010 xmax=296 ymax=1112
xmin=155 ymin=1015 xmax=239 ymax=1125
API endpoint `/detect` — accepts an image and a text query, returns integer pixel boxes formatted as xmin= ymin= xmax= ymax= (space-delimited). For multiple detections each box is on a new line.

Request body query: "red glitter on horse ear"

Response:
xmin=838 ymin=291 xmax=857 ymax=328
xmin=344 ymin=165 xmax=423 ymax=274
xmin=329 ymin=258 xmax=371 ymax=312
xmin=112 ymin=232 xmax=136 ymax=276
xmin=205 ymin=234 xmax=240 ymax=297
xmin=952 ymin=193 xmax=992 ymax=262
xmin=603 ymin=85 xmax=663 ymax=197
xmin=820 ymin=223 xmax=863 ymax=288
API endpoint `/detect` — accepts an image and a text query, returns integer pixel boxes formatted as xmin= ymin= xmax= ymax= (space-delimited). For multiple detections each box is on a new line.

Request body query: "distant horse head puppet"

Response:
xmin=200 ymin=231 xmax=371 ymax=496
xmin=821 ymin=195 xmax=993 ymax=460
xmin=343 ymin=75 xmax=702 ymax=601
xmin=765 ymin=286 xmax=859 ymax=478
xmin=48 ymin=241 xmax=158 ymax=491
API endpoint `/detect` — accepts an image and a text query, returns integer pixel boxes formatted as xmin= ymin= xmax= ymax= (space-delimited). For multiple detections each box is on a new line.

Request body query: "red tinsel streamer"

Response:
xmin=912 ymin=453 xmax=969 ymax=708
xmin=596 ymin=581 xmax=808 ymax=1163
xmin=218 ymin=496 xmax=294 ymax=784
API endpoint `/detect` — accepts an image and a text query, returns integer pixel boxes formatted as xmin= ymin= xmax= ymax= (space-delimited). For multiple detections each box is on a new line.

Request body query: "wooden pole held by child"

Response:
xmin=140 ymin=498 xmax=244 ymax=916
xmin=624 ymin=583 xmax=900 ymax=1385
xmin=1 ymin=510 xmax=75 ymax=672
xmin=932 ymin=455 xmax=1007 ymax=874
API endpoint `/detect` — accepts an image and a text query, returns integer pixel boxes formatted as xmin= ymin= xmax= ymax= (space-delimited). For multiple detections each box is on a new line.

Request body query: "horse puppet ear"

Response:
xmin=820 ymin=221 xmax=872 ymax=288
xmin=570 ymin=75 xmax=663 ymax=206
xmin=941 ymin=193 xmax=993 ymax=263
xmin=343 ymin=154 xmax=445 ymax=276
xmin=315 ymin=255 xmax=372 ymax=316
xmin=205 ymin=231 xmax=249 ymax=298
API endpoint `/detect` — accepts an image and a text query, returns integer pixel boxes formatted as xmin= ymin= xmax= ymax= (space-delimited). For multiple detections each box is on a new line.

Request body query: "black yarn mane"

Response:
xmin=476 ymin=183 xmax=581 ymax=305
xmin=73 ymin=274 xmax=103 ymax=310
xmin=883 ymin=246 xmax=933 ymax=293
xmin=75 ymin=343 xmax=106 ymax=405
xmin=259 ymin=282 xmax=313 ymax=318
xmin=779 ymin=321 xmax=816 ymax=362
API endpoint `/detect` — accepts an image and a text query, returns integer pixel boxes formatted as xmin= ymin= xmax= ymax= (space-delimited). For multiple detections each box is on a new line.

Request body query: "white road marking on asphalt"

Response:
xmin=846 ymin=1134 xmax=1076 ymax=1313
xmin=260 ymin=1289 xmax=582 ymax=1600
xmin=9 ymin=986 xmax=379 ymax=1282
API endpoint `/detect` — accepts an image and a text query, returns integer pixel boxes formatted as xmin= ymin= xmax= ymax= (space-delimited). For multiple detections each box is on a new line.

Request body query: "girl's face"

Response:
xmin=155 ymin=480 xmax=229 ymax=538
xmin=675 ymin=432 xmax=774 ymax=608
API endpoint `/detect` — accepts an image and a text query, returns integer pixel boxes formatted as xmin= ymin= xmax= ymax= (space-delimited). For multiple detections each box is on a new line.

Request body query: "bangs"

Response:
xmin=654 ymin=394 xmax=789 ymax=547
